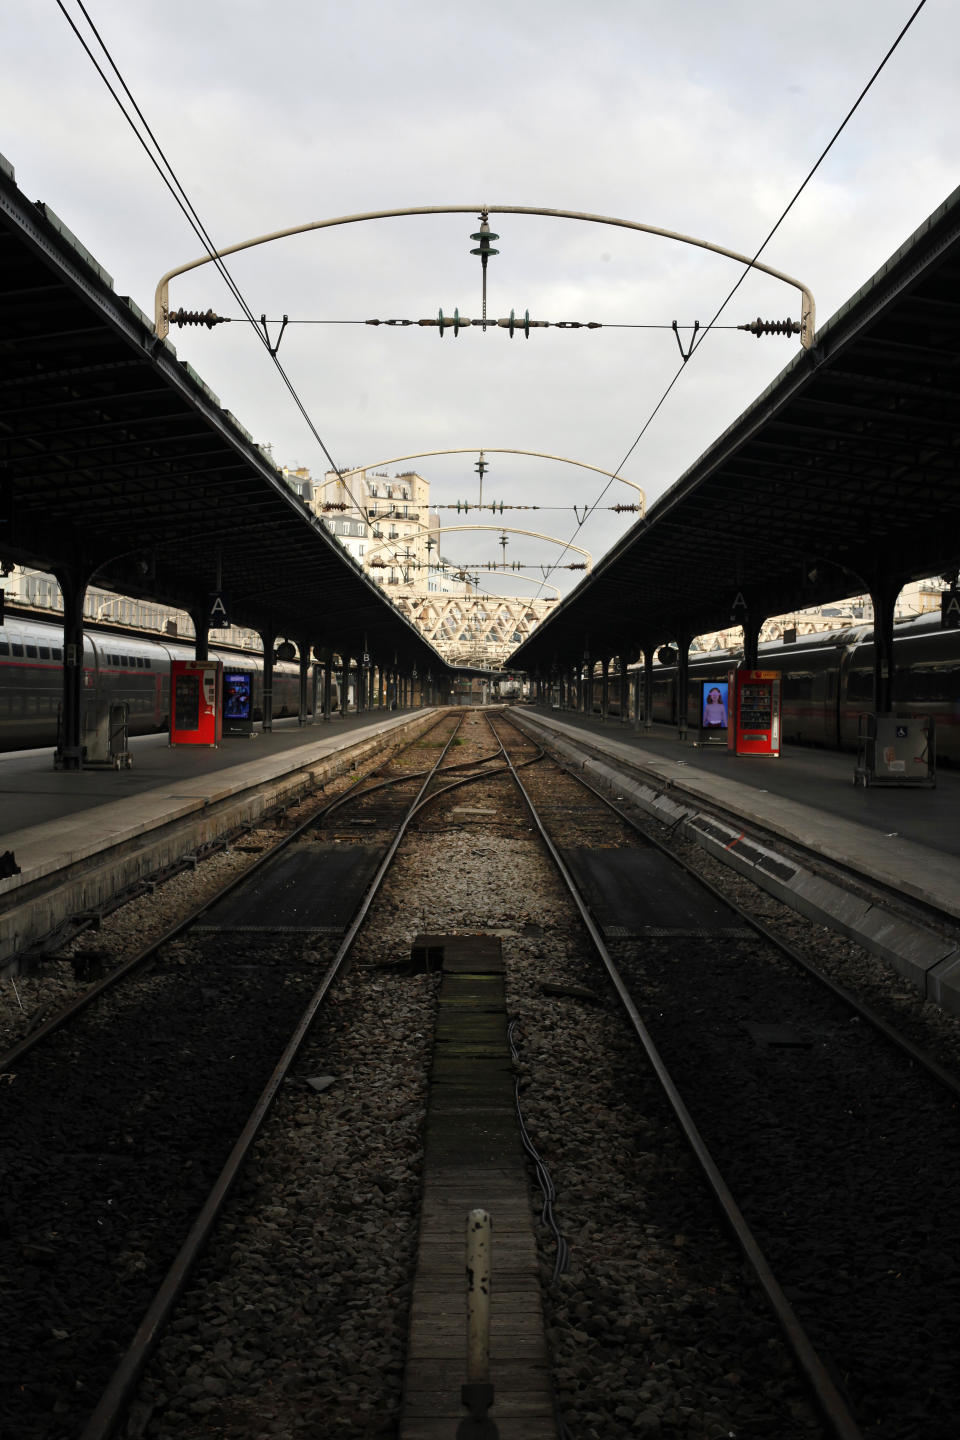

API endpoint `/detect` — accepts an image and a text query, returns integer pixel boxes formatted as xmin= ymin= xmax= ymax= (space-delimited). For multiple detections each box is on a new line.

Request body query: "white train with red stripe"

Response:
xmin=0 ymin=617 xmax=303 ymax=750
xmin=589 ymin=614 xmax=960 ymax=765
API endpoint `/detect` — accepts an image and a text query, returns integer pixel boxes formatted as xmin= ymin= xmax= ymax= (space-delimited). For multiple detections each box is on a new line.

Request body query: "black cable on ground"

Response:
xmin=507 ymin=1018 xmax=570 ymax=1281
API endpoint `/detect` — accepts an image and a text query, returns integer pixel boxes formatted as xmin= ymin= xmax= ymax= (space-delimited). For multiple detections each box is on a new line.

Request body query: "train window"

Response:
xmin=26 ymin=645 xmax=38 ymax=658
xmin=782 ymin=672 xmax=814 ymax=701
xmin=11 ymin=642 xmax=24 ymax=657
xmin=846 ymin=668 xmax=873 ymax=703
xmin=899 ymin=666 xmax=954 ymax=704
xmin=144 ymin=658 xmax=152 ymax=668
xmin=136 ymin=657 xmax=144 ymax=668
xmin=0 ymin=641 xmax=8 ymax=655
xmin=39 ymin=646 xmax=50 ymax=659
xmin=52 ymin=647 xmax=62 ymax=660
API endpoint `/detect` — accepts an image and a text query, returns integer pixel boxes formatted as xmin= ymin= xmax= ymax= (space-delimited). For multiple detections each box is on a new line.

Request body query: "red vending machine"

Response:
xmin=727 ymin=668 xmax=781 ymax=757
xmin=170 ymin=659 xmax=223 ymax=747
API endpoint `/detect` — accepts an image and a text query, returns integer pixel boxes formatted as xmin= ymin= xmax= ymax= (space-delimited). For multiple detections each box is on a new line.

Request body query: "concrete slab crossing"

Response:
xmin=399 ymin=935 xmax=557 ymax=1439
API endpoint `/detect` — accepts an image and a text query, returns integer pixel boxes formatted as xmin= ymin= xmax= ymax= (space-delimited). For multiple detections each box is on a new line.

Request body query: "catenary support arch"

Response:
xmin=441 ymin=569 xmax=562 ymax=598
xmin=155 ymin=206 xmax=815 ymax=345
xmin=335 ymin=451 xmax=645 ymax=504
xmin=364 ymin=522 xmax=592 ymax=568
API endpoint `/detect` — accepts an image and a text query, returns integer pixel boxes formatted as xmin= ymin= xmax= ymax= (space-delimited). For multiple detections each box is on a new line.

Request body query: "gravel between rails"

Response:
xmin=549 ymin=732 xmax=960 ymax=1090
xmin=124 ymin=714 xmax=824 ymax=1440
xmin=0 ymin=743 xmax=399 ymax=1056
xmin=14 ymin=711 xmax=958 ymax=1439
xmin=509 ymin=711 xmax=960 ymax=1082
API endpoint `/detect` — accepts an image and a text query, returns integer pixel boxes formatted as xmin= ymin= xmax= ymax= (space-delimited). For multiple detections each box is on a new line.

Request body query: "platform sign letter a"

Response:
xmin=209 ymin=592 xmax=230 ymax=628
xmin=942 ymin=591 xmax=960 ymax=630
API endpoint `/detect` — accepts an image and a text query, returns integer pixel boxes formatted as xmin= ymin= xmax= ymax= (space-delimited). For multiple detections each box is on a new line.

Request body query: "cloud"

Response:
xmin=5 ymin=0 xmax=958 ymax=597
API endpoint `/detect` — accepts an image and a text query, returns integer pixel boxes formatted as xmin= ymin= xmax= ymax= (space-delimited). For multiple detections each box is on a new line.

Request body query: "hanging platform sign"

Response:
xmin=941 ymin=591 xmax=960 ymax=629
xmin=209 ymin=592 xmax=230 ymax=628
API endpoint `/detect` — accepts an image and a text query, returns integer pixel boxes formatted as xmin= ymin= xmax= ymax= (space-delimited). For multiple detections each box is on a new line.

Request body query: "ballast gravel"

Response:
xmin=126 ymin=720 xmax=825 ymax=1440
xmin=11 ymin=712 xmax=960 ymax=1438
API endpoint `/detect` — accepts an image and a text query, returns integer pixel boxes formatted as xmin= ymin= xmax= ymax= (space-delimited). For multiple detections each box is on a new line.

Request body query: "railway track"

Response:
xmin=4 ymin=708 xmax=958 ymax=1438
xmin=486 ymin=709 xmax=960 ymax=1440
xmin=0 ymin=712 xmax=478 ymax=1440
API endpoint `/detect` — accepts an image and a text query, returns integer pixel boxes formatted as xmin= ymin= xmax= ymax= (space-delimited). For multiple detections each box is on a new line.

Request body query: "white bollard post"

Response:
xmin=459 ymin=1208 xmax=499 ymax=1437
xmin=466 ymin=1208 xmax=492 ymax=1381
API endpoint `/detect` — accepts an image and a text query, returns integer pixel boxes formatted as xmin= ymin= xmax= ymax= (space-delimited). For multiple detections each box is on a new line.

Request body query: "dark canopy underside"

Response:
xmin=0 ymin=157 xmax=445 ymax=674
xmin=510 ymin=183 xmax=960 ymax=670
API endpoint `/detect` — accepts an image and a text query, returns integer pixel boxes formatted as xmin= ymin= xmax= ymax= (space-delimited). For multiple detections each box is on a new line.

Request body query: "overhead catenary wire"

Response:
xmin=531 ymin=0 xmax=930 ymax=600
xmin=58 ymin=0 xmax=928 ymax=616
xmin=218 ymin=316 xmax=742 ymax=331
xmin=55 ymin=0 xmax=418 ymax=588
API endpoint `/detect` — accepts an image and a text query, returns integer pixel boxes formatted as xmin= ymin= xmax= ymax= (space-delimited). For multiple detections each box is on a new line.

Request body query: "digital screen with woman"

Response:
xmin=701 ymin=681 xmax=728 ymax=731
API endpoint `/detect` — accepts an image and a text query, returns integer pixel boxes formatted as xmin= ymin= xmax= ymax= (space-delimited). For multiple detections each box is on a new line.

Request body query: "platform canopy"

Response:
xmin=0 ymin=154 xmax=446 ymax=676
xmin=509 ymin=182 xmax=960 ymax=672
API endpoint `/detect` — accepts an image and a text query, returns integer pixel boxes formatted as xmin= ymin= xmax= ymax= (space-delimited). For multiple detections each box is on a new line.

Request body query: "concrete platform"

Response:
xmin=0 ymin=709 xmax=437 ymax=969
xmin=514 ymin=706 xmax=960 ymax=1017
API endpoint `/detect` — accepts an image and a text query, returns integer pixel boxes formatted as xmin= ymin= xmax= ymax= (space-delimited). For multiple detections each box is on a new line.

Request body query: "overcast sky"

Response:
xmin=4 ymin=1 xmax=956 ymax=603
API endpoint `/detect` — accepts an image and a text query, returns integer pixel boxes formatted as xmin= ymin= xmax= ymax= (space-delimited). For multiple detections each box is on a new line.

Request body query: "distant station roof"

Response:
xmin=510 ymin=183 xmax=960 ymax=671
xmin=0 ymin=153 xmax=445 ymax=673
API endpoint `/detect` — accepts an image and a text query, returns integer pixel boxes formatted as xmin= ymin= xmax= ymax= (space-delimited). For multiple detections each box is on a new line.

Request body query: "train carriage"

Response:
xmin=0 ymin=618 xmax=303 ymax=751
xmin=585 ymin=614 xmax=960 ymax=766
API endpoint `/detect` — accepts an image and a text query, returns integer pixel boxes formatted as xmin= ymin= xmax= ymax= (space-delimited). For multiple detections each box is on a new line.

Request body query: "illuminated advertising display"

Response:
xmin=700 ymin=680 xmax=728 ymax=743
xmin=223 ymin=670 xmax=254 ymax=736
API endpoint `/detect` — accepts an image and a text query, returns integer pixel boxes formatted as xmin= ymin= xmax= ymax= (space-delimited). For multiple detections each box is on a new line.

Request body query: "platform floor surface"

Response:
xmin=529 ymin=707 xmax=960 ymax=859
xmin=0 ymin=711 xmax=420 ymax=839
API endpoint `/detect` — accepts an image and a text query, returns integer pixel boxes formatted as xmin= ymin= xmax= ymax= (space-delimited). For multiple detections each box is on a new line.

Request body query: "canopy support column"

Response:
xmin=641 ymin=648 xmax=654 ymax=734
xmin=298 ymin=639 xmax=311 ymax=725
xmin=53 ymin=566 xmax=91 ymax=770
xmin=742 ymin=612 xmax=762 ymax=671
xmin=676 ymin=633 xmax=691 ymax=741
xmin=259 ymin=629 xmax=275 ymax=732
xmin=868 ymin=580 xmax=900 ymax=713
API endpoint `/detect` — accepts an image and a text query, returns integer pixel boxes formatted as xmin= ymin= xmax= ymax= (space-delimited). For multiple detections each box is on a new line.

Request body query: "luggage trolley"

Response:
xmin=854 ymin=714 xmax=936 ymax=788
xmin=55 ymin=700 xmax=132 ymax=770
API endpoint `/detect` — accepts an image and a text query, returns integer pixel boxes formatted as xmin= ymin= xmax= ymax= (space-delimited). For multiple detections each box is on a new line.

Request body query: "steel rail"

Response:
xmin=0 ymin=716 xmax=452 ymax=1071
xmin=511 ymin=712 xmax=960 ymax=1105
xmin=79 ymin=712 xmax=466 ymax=1440
xmin=486 ymin=711 xmax=864 ymax=1440
xmin=318 ymin=744 xmax=507 ymax=820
